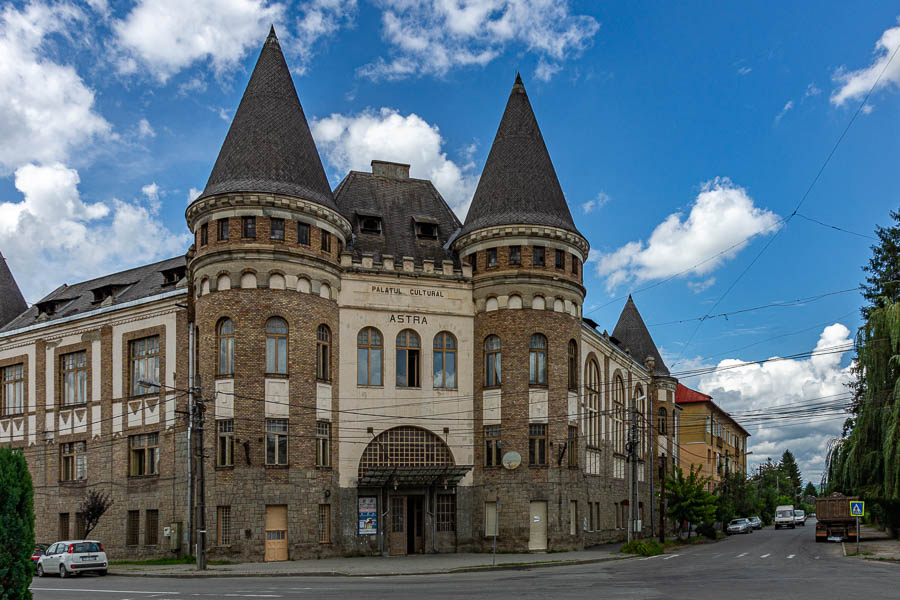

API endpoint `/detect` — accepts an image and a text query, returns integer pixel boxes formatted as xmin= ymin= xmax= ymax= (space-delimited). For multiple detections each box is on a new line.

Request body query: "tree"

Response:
xmin=779 ymin=450 xmax=803 ymax=501
xmin=665 ymin=465 xmax=717 ymax=539
xmin=0 ymin=448 xmax=35 ymax=600
xmin=804 ymin=482 xmax=818 ymax=499
xmin=860 ymin=208 xmax=900 ymax=318
xmin=78 ymin=490 xmax=113 ymax=538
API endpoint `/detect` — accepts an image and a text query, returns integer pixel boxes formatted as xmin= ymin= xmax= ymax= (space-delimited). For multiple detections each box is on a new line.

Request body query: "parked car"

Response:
xmin=748 ymin=516 xmax=763 ymax=530
xmin=794 ymin=509 xmax=807 ymax=526
xmin=30 ymin=544 xmax=49 ymax=570
xmin=774 ymin=505 xmax=796 ymax=529
xmin=36 ymin=540 xmax=108 ymax=578
xmin=727 ymin=518 xmax=753 ymax=535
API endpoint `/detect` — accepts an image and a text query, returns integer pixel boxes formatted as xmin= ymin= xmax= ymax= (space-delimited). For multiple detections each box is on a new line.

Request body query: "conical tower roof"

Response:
xmin=198 ymin=27 xmax=336 ymax=209
xmin=460 ymin=74 xmax=579 ymax=237
xmin=0 ymin=250 xmax=27 ymax=328
xmin=611 ymin=295 xmax=669 ymax=376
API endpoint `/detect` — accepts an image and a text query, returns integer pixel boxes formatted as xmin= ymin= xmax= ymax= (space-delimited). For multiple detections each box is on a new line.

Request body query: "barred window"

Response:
xmin=433 ymin=332 xmax=457 ymax=389
xmin=270 ymin=218 xmax=284 ymax=240
xmin=585 ymin=360 xmax=600 ymax=447
xmin=298 ymin=222 xmax=310 ymax=245
xmin=532 ymin=246 xmax=545 ymax=266
xmin=265 ymin=317 xmax=288 ymax=375
xmin=357 ymin=327 xmax=383 ymax=386
xmin=316 ymin=421 xmax=331 ymax=468
xmin=59 ymin=513 xmax=70 ymax=540
xmin=217 ymin=506 xmax=232 ymax=546
xmin=130 ymin=336 xmax=160 ymax=396
xmin=61 ymin=351 xmax=87 ymax=406
xmin=358 ymin=426 xmax=454 ymax=479
xmin=484 ymin=425 xmax=502 ymax=467
xmin=217 ymin=420 xmax=234 ymax=467
xmin=129 ymin=432 xmax=159 ymax=476
xmin=266 ymin=419 xmax=288 ymax=465
xmin=317 ymin=325 xmax=331 ymax=381
xmin=60 ymin=441 xmax=87 ymax=481
xmin=528 ymin=423 xmax=547 ymax=466
xmin=217 ymin=318 xmax=235 ymax=376
xmin=567 ymin=340 xmax=578 ymax=390
xmin=509 ymin=245 xmax=521 ymax=265
xmin=126 ymin=510 xmax=140 ymax=545
xmin=484 ymin=335 xmax=501 ymax=388
xmin=568 ymin=425 xmax=578 ymax=468
xmin=242 ymin=216 xmax=256 ymax=238
xmin=318 ymin=504 xmax=331 ymax=543
xmin=487 ymin=247 xmax=498 ymax=267
xmin=145 ymin=509 xmax=159 ymax=545
xmin=529 ymin=334 xmax=547 ymax=386
xmin=2 ymin=364 xmax=24 ymax=416
xmin=436 ymin=494 xmax=456 ymax=532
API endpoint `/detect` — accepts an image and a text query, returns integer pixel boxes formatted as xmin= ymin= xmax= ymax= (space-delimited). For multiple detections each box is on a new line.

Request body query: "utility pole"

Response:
xmin=659 ymin=453 xmax=667 ymax=543
xmin=627 ymin=397 xmax=640 ymax=542
xmin=195 ymin=398 xmax=207 ymax=570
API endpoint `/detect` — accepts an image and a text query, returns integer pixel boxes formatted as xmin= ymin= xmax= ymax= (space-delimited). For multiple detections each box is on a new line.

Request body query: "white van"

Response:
xmin=775 ymin=505 xmax=796 ymax=529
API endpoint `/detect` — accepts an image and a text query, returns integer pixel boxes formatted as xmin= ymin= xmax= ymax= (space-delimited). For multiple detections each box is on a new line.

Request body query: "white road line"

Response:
xmin=787 ymin=554 xmax=795 ymax=559
xmin=760 ymin=554 xmax=771 ymax=558
xmin=663 ymin=554 xmax=680 ymax=560
xmin=737 ymin=552 xmax=748 ymax=558
xmin=639 ymin=554 xmax=664 ymax=561
xmin=31 ymin=590 xmax=180 ymax=595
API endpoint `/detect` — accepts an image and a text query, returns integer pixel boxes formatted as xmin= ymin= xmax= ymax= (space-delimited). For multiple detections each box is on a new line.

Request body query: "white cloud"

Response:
xmin=137 ymin=118 xmax=156 ymax=138
xmin=804 ymin=82 xmax=821 ymax=98
xmin=311 ymin=108 xmax=478 ymax=216
xmin=774 ymin=99 xmax=794 ymax=124
xmin=737 ymin=66 xmax=752 ymax=76
xmin=293 ymin=0 xmax=357 ymax=74
xmin=187 ymin=187 xmax=203 ymax=203
xmin=582 ymin=191 xmax=609 ymax=214
xmin=831 ymin=16 xmax=900 ymax=107
xmin=687 ymin=277 xmax=716 ymax=294
xmin=697 ymin=324 xmax=855 ymax=483
xmin=113 ymin=0 xmax=285 ymax=82
xmin=0 ymin=2 xmax=110 ymax=174
xmin=141 ymin=182 xmax=159 ymax=201
xmin=0 ymin=164 xmax=190 ymax=301
xmin=359 ymin=0 xmax=599 ymax=81
xmin=594 ymin=177 xmax=780 ymax=292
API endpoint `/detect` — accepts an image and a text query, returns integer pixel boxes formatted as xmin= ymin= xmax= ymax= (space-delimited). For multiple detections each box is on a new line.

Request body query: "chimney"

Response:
xmin=371 ymin=160 xmax=410 ymax=179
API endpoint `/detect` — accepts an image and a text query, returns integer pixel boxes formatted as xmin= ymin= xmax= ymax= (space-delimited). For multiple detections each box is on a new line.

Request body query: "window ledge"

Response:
xmin=215 ymin=466 xmax=235 ymax=471
xmin=60 ymin=403 xmax=88 ymax=409
xmin=264 ymin=373 xmax=289 ymax=378
xmin=59 ymin=479 xmax=87 ymax=485
xmin=265 ymin=464 xmax=289 ymax=469
xmin=127 ymin=474 xmax=160 ymax=480
xmin=1 ymin=412 xmax=25 ymax=418
xmin=215 ymin=374 xmax=234 ymax=380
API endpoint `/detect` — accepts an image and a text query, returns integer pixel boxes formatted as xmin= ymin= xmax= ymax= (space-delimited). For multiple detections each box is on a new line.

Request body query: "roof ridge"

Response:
xmin=0 ymin=250 xmax=28 ymax=328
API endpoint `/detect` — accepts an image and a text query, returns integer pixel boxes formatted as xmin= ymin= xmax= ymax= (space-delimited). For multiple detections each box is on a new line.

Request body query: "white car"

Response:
xmin=36 ymin=540 xmax=108 ymax=578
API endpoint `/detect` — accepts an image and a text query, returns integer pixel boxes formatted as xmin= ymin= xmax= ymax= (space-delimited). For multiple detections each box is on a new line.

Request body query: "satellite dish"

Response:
xmin=502 ymin=451 xmax=522 ymax=470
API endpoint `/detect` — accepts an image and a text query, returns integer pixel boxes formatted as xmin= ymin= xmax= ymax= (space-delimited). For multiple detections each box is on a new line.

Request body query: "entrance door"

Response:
xmin=264 ymin=505 xmax=288 ymax=562
xmin=389 ymin=496 xmax=407 ymax=556
xmin=528 ymin=501 xmax=548 ymax=551
xmin=407 ymin=496 xmax=424 ymax=554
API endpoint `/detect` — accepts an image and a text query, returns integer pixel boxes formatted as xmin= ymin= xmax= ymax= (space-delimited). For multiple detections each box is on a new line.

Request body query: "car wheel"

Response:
xmin=59 ymin=565 xmax=68 ymax=579
xmin=36 ymin=564 xmax=44 ymax=578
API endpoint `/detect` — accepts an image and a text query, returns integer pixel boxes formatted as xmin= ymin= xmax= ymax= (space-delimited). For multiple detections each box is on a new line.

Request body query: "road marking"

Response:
xmin=737 ymin=552 xmax=748 ymax=557
xmin=663 ymin=554 xmax=680 ymax=560
xmin=639 ymin=554 xmax=664 ymax=561
xmin=31 ymin=590 xmax=180 ymax=595
xmin=760 ymin=554 xmax=771 ymax=558
xmin=787 ymin=554 xmax=795 ymax=559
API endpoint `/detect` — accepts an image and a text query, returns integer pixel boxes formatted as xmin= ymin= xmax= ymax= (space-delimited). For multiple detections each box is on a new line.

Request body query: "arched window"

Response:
xmin=217 ymin=318 xmax=234 ymax=376
xmin=484 ymin=335 xmax=501 ymax=388
xmin=317 ymin=325 xmax=331 ymax=382
xmin=396 ymin=329 xmax=421 ymax=388
xmin=613 ymin=375 xmax=625 ymax=455
xmin=529 ymin=333 xmax=547 ymax=386
xmin=433 ymin=332 xmax=457 ymax=389
xmin=585 ymin=360 xmax=600 ymax=447
xmin=567 ymin=340 xmax=578 ymax=390
xmin=265 ymin=317 xmax=288 ymax=375
xmin=634 ymin=385 xmax=644 ymax=458
xmin=658 ymin=407 xmax=668 ymax=435
xmin=357 ymin=327 xmax=383 ymax=386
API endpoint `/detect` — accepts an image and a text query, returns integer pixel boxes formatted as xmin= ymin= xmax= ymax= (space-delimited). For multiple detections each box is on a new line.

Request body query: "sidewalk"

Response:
xmin=111 ymin=543 xmax=629 ymax=578
xmin=847 ymin=524 xmax=900 ymax=562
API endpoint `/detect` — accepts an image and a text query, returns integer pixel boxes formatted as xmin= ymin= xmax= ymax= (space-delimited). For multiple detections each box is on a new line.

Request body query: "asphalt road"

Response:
xmin=30 ymin=520 xmax=898 ymax=600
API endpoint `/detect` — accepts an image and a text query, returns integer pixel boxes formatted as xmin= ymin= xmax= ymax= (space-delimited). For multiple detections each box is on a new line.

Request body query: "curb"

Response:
xmin=110 ymin=554 xmax=635 ymax=579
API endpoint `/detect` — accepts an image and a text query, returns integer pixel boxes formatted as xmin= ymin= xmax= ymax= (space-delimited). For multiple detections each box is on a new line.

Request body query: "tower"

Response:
xmin=454 ymin=75 xmax=589 ymax=551
xmin=0 ymin=250 xmax=27 ymax=329
xmin=185 ymin=27 xmax=349 ymax=559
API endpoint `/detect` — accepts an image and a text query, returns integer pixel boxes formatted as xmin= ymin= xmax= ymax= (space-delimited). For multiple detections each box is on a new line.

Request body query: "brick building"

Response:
xmin=0 ymin=29 xmax=681 ymax=560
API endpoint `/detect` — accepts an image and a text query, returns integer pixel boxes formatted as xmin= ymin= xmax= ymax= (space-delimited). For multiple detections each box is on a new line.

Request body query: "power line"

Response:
xmin=794 ymin=213 xmax=878 ymax=241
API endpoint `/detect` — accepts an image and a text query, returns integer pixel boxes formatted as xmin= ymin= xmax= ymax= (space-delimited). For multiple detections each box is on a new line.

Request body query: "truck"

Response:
xmin=774 ymin=504 xmax=795 ymax=529
xmin=815 ymin=493 xmax=859 ymax=543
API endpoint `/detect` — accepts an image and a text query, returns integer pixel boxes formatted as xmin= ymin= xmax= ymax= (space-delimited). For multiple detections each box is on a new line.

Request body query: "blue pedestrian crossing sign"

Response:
xmin=850 ymin=501 xmax=864 ymax=517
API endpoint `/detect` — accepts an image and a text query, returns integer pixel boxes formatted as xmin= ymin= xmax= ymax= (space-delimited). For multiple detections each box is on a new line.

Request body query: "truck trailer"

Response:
xmin=815 ymin=493 xmax=859 ymax=543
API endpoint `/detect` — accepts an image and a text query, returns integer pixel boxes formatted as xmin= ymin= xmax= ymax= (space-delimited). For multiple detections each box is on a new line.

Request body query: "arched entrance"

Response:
xmin=357 ymin=427 xmax=471 ymax=556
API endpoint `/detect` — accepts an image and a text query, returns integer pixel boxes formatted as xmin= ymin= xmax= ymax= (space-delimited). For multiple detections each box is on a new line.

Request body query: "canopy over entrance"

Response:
xmin=357 ymin=426 xmax=471 ymax=486
xmin=358 ymin=465 xmax=473 ymax=487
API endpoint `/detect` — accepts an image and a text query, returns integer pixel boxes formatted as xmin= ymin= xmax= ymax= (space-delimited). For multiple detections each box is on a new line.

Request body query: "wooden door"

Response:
xmin=264 ymin=505 xmax=288 ymax=562
xmin=410 ymin=497 xmax=424 ymax=553
xmin=389 ymin=496 xmax=407 ymax=556
xmin=528 ymin=501 xmax=548 ymax=551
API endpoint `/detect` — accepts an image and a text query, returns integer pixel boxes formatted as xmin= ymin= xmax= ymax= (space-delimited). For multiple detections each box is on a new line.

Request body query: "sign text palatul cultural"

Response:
xmin=371 ymin=285 xmax=444 ymax=297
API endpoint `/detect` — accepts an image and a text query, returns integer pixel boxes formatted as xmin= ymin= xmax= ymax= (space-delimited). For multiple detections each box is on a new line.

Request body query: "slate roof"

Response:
xmin=334 ymin=170 xmax=462 ymax=266
xmin=0 ymin=251 xmax=27 ymax=329
xmin=611 ymin=295 xmax=670 ymax=376
xmin=0 ymin=257 xmax=186 ymax=334
xmin=460 ymin=74 xmax=579 ymax=237
xmin=197 ymin=27 xmax=336 ymax=210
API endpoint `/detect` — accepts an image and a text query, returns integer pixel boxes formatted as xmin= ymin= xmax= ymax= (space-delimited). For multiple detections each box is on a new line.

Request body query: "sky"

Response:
xmin=1 ymin=1 xmax=899 ymax=484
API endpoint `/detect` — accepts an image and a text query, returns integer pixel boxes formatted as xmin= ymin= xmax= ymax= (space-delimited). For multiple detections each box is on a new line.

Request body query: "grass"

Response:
xmin=620 ymin=540 xmax=663 ymax=557
xmin=109 ymin=556 xmax=234 ymax=566
xmin=846 ymin=551 xmax=875 ymax=557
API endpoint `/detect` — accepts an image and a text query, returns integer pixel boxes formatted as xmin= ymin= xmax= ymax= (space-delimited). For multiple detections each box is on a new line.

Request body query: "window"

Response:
xmin=469 ymin=253 xmax=477 ymax=274
xmin=484 ymin=501 xmax=498 ymax=537
xmin=572 ymin=256 xmax=580 ymax=276
xmin=484 ymin=425 xmax=502 ymax=467
xmin=2 ymin=364 xmax=24 ymax=416
xmin=321 ymin=230 xmax=331 ymax=253
xmin=433 ymin=332 xmax=457 ymax=389
xmin=529 ymin=334 xmax=547 ymax=386
xmin=568 ymin=425 xmax=578 ymax=467
xmin=217 ymin=420 xmax=234 ymax=467
xmin=266 ymin=419 xmax=288 ymax=465
xmin=200 ymin=223 xmax=208 ymax=246
xmin=242 ymin=216 xmax=256 ymax=238
xmin=59 ymin=513 xmax=70 ymax=540
xmin=217 ymin=218 xmax=229 ymax=241
xmin=570 ymin=500 xmax=577 ymax=535
xmin=217 ymin=318 xmax=235 ymax=376
xmin=130 ymin=336 xmax=160 ymax=396
xmin=392 ymin=497 xmax=404 ymax=533
xmin=613 ymin=377 xmax=625 ymax=455
xmin=437 ymin=494 xmax=456 ymax=532
xmin=145 ymin=509 xmax=159 ymax=545
xmin=656 ymin=408 xmax=666 ymax=434
xmin=265 ymin=317 xmax=288 ymax=375
xmin=60 ymin=441 xmax=87 ymax=481
xmin=487 ymin=247 xmax=498 ymax=267
xmin=316 ymin=421 xmax=331 ymax=468
xmin=318 ymin=504 xmax=331 ymax=543
xmin=555 ymin=249 xmax=565 ymax=269
xmin=585 ymin=360 xmax=600 ymax=447
xmin=75 ymin=513 xmax=87 ymax=539
xmin=126 ymin=510 xmax=140 ymax=545
xmin=529 ymin=423 xmax=547 ymax=466
xmin=484 ymin=335 xmax=501 ymax=387
xmin=317 ymin=325 xmax=331 ymax=381
xmin=509 ymin=245 xmax=521 ymax=265
xmin=130 ymin=433 xmax=159 ymax=476
xmin=415 ymin=221 xmax=438 ymax=239
xmin=61 ymin=351 xmax=87 ymax=406
xmin=217 ymin=506 xmax=232 ymax=546
xmin=533 ymin=246 xmax=545 ymax=266
xmin=270 ymin=217 xmax=284 ymax=240
xmin=357 ymin=327 xmax=383 ymax=386
xmin=360 ymin=216 xmax=382 ymax=234
xmin=567 ymin=340 xmax=577 ymax=390
xmin=298 ymin=222 xmax=310 ymax=245
xmin=588 ymin=502 xmax=595 ymax=531
xmin=395 ymin=329 xmax=421 ymax=388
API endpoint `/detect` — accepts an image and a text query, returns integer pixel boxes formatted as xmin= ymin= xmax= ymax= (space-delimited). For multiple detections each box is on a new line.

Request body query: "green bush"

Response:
xmin=0 ymin=448 xmax=35 ymax=600
xmin=696 ymin=522 xmax=717 ymax=540
xmin=620 ymin=539 xmax=664 ymax=557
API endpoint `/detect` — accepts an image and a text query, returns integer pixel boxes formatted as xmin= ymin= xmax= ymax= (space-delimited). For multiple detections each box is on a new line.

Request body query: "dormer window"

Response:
xmin=90 ymin=283 xmax=133 ymax=305
xmin=414 ymin=217 xmax=438 ymax=239
xmin=360 ymin=217 xmax=382 ymax=235
xmin=36 ymin=298 xmax=74 ymax=318
xmin=160 ymin=266 xmax=186 ymax=286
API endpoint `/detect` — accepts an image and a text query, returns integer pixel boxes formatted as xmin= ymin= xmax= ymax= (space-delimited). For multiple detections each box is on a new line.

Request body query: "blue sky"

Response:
xmin=1 ymin=1 xmax=898 ymax=481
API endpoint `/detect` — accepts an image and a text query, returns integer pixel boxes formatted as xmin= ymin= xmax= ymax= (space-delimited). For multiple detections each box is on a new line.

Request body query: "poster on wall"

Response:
xmin=358 ymin=497 xmax=377 ymax=535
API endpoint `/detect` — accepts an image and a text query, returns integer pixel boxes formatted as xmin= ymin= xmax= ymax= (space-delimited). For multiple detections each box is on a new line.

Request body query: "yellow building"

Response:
xmin=675 ymin=384 xmax=749 ymax=492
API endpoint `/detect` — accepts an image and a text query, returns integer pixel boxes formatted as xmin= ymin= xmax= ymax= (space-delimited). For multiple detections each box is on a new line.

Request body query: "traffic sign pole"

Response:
xmin=856 ymin=517 xmax=860 ymax=555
